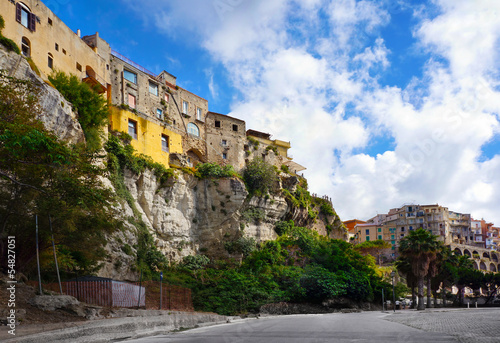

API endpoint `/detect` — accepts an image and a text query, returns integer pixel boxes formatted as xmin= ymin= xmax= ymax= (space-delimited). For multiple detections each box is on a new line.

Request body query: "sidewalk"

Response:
xmin=2 ymin=311 xmax=227 ymax=343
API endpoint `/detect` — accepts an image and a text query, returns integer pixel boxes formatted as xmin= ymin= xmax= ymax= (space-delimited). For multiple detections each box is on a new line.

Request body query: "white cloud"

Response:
xmin=123 ymin=0 xmax=500 ymax=225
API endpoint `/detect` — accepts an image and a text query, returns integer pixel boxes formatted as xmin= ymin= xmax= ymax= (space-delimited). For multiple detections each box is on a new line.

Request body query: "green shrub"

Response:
xmin=243 ymin=158 xmax=279 ymax=196
xmin=195 ymin=162 xmax=239 ymax=179
xmin=0 ymin=36 xmax=20 ymax=54
xmin=241 ymin=207 xmax=265 ymax=224
xmin=225 ymin=237 xmax=257 ymax=257
xmin=182 ymin=255 xmax=210 ymax=270
xmin=49 ymin=71 xmax=109 ymax=150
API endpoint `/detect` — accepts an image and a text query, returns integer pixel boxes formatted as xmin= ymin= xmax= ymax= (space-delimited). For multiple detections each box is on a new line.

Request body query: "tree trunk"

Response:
xmin=411 ymin=284 xmax=416 ymax=309
xmin=417 ymin=276 xmax=425 ymax=310
xmin=426 ymin=277 xmax=432 ymax=308
xmin=432 ymin=290 xmax=438 ymax=308
xmin=441 ymin=286 xmax=446 ymax=307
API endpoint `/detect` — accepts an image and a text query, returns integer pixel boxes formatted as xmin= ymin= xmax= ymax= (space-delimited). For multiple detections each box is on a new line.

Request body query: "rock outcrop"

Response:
xmin=0 ymin=46 xmax=85 ymax=144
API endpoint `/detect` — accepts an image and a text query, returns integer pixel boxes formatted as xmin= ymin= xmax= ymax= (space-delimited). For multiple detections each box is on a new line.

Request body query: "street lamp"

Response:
xmin=391 ymin=271 xmax=396 ymax=312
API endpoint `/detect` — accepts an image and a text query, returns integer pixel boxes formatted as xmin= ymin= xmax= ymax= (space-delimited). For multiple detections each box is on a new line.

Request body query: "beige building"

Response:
xmin=245 ymin=129 xmax=306 ymax=175
xmin=360 ymin=204 xmax=473 ymax=258
xmin=205 ymin=112 xmax=246 ymax=170
xmin=1 ymin=0 xmax=111 ymax=93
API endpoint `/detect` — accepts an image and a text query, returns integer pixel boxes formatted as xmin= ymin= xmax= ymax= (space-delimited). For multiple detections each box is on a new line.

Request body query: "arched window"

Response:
xmin=187 ymin=123 xmax=199 ymax=137
xmin=48 ymin=53 xmax=53 ymax=69
xmin=21 ymin=37 xmax=30 ymax=57
xmin=16 ymin=3 xmax=36 ymax=31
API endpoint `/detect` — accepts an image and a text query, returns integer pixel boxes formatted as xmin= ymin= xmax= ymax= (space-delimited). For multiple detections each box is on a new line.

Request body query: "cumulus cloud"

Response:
xmin=122 ymin=0 xmax=500 ymax=225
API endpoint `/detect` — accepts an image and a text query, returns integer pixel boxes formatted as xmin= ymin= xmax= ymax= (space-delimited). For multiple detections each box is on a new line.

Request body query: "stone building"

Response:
xmin=205 ymin=112 xmax=246 ymax=170
xmin=109 ymin=51 xmax=209 ymax=168
xmin=0 ymin=0 xmax=111 ymax=93
xmin=245 ymin=129 xmax=306 ymax=175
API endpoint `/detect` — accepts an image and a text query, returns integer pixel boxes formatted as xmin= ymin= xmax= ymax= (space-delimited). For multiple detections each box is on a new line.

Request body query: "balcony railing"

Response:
xmin=111 ymin=49 xmax=157 ymax=78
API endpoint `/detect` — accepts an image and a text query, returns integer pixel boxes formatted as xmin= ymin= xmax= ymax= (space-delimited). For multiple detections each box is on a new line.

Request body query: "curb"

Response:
xmin=3 ymin=312 xmax=227 ymax=343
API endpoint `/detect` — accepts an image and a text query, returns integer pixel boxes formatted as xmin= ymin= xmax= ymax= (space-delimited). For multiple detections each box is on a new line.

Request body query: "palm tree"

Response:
xmin=398 ymin=228 xmax=440 ymax=310
xmin=395 ymin=257 xmax=417 ymax=308
xmin=426 ymin=241 xmax=445 ymax=308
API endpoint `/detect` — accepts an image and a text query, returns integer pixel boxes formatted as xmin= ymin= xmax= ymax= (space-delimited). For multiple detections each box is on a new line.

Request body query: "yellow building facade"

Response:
xmin=109 ymin=107 xmax=183 ymax=168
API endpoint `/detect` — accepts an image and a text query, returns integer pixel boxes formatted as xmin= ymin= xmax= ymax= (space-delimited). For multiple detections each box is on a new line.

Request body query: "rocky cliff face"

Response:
xmin=99 ymin=168 xmax=346 ymax=280
xmin=0 ymin=46 xmax=85 ymax=144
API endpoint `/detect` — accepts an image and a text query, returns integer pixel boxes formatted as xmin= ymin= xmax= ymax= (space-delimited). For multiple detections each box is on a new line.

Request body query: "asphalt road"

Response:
xmin=121 ymin=311 xmax=459 ymax=343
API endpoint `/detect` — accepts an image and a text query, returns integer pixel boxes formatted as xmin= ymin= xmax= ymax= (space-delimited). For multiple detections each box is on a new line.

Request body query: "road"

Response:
xmin=121 ymin=310 xmax=467 ymax=343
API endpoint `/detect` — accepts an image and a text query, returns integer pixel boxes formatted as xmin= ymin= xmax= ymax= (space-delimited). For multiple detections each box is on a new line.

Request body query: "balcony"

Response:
xmin=82 ymin=67 xmax=107 ymax=94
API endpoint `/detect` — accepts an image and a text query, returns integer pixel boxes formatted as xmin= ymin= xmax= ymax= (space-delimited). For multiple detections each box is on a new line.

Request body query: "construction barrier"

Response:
xmin=28 ymin=277 xmax=193 ymax=310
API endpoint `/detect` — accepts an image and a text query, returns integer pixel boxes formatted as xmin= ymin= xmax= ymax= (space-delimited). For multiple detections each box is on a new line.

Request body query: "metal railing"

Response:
xmin=111 ymin=49 xmax=157 ymax=78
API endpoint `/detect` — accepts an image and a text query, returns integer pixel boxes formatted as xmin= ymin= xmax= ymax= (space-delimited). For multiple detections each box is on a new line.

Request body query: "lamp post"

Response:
xmin=391 ymin=271 xmax=396 ymax=312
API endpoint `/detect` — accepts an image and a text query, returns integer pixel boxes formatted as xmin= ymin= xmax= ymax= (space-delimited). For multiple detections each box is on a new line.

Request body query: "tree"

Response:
xmin=398 ymin=228 xmax=440 ymax=310
xmin=0 ymin=71 xmax=119 ymax=276
xmin=426 ymin=241 xmax=445 ymax=308
xmin=395 ymin=257 xmax=417 ymax=308
xmin=48 ymin=71 xmax=109 ymax=151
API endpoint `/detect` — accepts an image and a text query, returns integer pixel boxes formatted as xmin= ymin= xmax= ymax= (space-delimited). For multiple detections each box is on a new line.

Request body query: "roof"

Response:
xmin=246 ymin=129 xmax=271 ymax=140
xmin=283 ymin=160 xmax=306 ymax=172
xmin=207 ymin=111 xmax=245 ymax=123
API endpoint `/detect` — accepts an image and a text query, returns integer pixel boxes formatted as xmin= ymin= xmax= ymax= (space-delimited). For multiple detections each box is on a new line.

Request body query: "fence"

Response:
xmin=27 ymin=279 xmax=193 ymax=311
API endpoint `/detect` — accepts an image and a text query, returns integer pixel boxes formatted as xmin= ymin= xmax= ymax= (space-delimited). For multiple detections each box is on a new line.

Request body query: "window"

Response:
xmin=232 ymin=124 xmax=238 ymax=132
xmin=161 ymin=135 xmax=169 ymax=152
xmin=48 ymin=18 xmax=53 ymax=25
xmin=391 ymin=235 xmax=395 ymax=239
xmin=182 ymin=101 xmax=188 ymax=114
xmin=187 ymin=123 xmax=199 ymax=137
xmin=47 ymin=53 xmax=53 ymax=69
xmin=377 ymin=228 xmax=382 ymax=232
xmin=76 ymin=63 xmax=82 ymax=72
xmin=164 ymin=93 xmax=169 ymax=102
xmin=21 ymin=37 xmax=30 ymax=57
xmin=62 ymin=49 xmax=67 ymax=55
xmin=365 ymin=229 xmax=370 ymax=235
xmin=221 ymin=139 xmax=227 ymax=146
xmin=128 ymin=120 xmax=137 ymax=139
xmin=128 ymin=94 xmax=136 ymax=109
xmin=196 ymin=107 xmax=202 ymax=121
xmin=391 ymin=240 xmax=395 ymax=245
xmin=366 ymin=236 xmax=370 ymax=242
xmin=55 ymin=43 xmax=59 ymax=51
xmin=215 ymin=120 xmax=221 ymax=128
xmin=124 ymin=70 xmax=137 ymax=84
xmin=16 ymin=3 xmax=36 ymax=31
xmin=378 ymin=235 xmax=382 ymax=240
xmin=156 ymin=109 xmax=163 ymax=119
xmin=149 ymin=82 xmax=158 ymax=96
xmin=409 ymin=226 xmax=413 ymax=231
xmin=401 ymin=227 xmax=405 ymax=232
xmin=222 ymin=153 xmax=227 ymax=160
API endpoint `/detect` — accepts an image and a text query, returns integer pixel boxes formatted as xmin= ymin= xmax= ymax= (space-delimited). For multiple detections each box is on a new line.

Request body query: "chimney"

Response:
xmin=77 ymin=29 xmax=81 ymax=38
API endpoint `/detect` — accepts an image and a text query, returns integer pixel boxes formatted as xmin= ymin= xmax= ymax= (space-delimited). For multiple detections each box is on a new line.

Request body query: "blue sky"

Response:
xmin=48 ymin=0 xmax=500 ymax=224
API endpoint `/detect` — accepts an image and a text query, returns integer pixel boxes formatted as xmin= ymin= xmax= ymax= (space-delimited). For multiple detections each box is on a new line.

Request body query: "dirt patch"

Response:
xmin=0 ymin=275 xmax=87 ymax=339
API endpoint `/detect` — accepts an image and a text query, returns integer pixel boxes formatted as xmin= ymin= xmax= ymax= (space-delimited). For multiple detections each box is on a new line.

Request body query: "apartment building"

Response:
xmin=1 ymin=0 xmax=306 ymax=172
xmin=355 ymin=204 xmax=473 ymax=257
xmin=1 ymin=0 xmax=111 ymax=93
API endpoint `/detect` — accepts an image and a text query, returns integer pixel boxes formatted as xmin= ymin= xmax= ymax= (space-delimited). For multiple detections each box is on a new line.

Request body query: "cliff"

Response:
xmin=0 ymin=46 xmax=346 ymax=281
